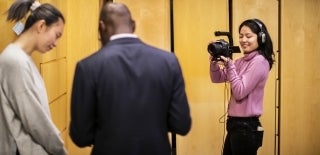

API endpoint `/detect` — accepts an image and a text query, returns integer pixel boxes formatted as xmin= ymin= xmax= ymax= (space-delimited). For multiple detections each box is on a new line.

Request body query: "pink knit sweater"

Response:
xmin=210 ymin=51 xmax=270 ymax=117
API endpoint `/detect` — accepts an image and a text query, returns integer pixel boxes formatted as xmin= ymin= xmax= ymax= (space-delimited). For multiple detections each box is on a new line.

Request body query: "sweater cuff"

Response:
xmin=210 ymin=62 xmax=220 ymax=72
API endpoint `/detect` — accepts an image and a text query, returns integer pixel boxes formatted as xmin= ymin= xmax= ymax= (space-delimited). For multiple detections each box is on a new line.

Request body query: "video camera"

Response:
xmin=207 ymin=31 xmax=241 ymax=61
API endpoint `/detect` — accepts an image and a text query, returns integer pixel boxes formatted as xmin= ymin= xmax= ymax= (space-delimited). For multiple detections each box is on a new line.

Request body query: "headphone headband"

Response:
xmin=252 ymin=19 xmax=263 ymax=31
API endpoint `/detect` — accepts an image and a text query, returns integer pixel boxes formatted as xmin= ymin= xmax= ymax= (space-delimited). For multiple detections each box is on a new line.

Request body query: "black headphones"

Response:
xmin=252 ymin=19 xmax=266 ymax=45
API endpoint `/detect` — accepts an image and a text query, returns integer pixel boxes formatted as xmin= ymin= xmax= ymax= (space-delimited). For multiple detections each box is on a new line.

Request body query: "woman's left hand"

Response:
xmin=220 ymin=56 xmax=231 ymax=63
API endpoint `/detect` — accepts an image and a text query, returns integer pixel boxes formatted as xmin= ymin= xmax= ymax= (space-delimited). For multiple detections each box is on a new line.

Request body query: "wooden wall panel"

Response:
xmin=41 ymin=59 xmax=67 ymax=102
xmin=0 ymin=1 xmax=17 ymax=52
xmin=49 ymin=94 xmax=67 ymax=145
xmin=281 ymin=0 xmax=320 ymax=155
xmin=65 ymin=0 xmax=100 ymax=154
xmin=174 ymin=1 xmax=229 ymax=154
xmin=49 ymin=95 xmax=67 ymax=131
xmin=114 ymin=0 xmax=170 ymax=51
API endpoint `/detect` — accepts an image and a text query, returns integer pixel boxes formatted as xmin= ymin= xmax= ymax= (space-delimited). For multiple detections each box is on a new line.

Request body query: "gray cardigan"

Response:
xmin=0 ymin=44 xmax=67 ymax=155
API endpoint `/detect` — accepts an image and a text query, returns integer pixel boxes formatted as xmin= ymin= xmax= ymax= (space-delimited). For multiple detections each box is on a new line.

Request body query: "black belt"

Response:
xmin=227 ymin=116 xmax=259 ymax=121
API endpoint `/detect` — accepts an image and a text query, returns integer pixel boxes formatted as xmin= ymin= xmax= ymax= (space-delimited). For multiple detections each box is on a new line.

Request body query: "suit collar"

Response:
xmin=110 ymin=33 xmax=138 ymax=41
xmin=104 ymin=37 xmax=142 ymax=48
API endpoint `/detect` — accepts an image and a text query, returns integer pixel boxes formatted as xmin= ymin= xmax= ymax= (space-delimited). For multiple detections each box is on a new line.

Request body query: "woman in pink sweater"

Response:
xmin=210 ymin=19 xmax=275 ymax=155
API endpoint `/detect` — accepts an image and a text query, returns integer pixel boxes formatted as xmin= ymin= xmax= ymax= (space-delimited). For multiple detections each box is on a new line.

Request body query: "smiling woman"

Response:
xmin=0 ymin=0 xmax=67 ymax=155
xmin=210 ymin=19 xmax=275 ymax=155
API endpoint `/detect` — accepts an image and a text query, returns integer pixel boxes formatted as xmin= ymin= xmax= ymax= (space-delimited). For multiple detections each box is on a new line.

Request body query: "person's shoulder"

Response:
xmin=77 ymin=49 xmax=103 ymax=64
xmin=255 ymin=53 xmax=269 ymax=64
xmin=252 ymin=54 xmax=270 ymax=71
xmin=0 ymin=44 xmax=31 ymax=68
xmin=144 ymin=44 xmax=175 ymax=57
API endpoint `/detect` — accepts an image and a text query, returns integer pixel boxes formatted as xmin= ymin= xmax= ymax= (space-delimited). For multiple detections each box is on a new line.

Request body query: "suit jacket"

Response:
xmin=70 ymin=37 xmax=191 ymax=155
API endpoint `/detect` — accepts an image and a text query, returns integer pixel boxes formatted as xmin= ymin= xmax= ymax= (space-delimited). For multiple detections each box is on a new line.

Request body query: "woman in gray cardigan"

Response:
xmin=0 ymin=0 xmax=67 ymax=154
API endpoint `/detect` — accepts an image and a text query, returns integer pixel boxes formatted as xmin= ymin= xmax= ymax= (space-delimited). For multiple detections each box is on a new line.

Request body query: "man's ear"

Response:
xmin=131 ymin=20 xmax=136 ymax=33
xmin=99 ymin=20 xmax=106 ymax=32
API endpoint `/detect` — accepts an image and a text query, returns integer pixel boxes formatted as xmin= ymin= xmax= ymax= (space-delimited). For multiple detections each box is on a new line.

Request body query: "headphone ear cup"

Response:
xmin=259 ymin=31 xmax=266 ymax=44
xmin=252 ymin=19 xmax=266 ymax=45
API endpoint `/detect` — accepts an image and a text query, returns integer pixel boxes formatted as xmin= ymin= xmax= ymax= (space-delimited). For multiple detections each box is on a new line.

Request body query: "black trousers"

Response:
xmin=223 ymin=116 xmax=264 ymax=155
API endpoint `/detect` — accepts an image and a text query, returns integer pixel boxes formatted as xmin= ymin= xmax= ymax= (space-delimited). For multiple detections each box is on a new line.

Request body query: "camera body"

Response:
xmin=207 ymin=39 xmax=241 ymax=61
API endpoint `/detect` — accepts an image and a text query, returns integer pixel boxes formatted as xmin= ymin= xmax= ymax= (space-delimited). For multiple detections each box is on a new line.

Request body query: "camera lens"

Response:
xmin=207 ymin=40 xmax=227 ymax=57
xmin=207 ymin=39 xmax=231 ymax=61
xmin=208 ymin=43 xmax=224 ymax=55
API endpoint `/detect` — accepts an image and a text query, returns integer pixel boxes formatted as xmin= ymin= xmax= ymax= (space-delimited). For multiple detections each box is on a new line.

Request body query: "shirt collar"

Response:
xmin=110 ymin=33 xmax=138 ymax=41
xmin=243 ymin=51 xmax=259 ymax=61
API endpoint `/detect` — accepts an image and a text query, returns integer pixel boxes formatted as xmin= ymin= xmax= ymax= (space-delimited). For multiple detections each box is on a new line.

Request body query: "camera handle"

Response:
xmin=214 ymin=31 xmax=236 ymax=59
xmin=214 ymin=31 xmax=234 ymax=46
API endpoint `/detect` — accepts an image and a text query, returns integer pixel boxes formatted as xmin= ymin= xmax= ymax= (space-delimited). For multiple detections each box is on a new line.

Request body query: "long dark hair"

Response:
xmin=6 ymin=0 xmax=65 ymax=33
xmin=239 ymin=19 xmax=275 ymax=70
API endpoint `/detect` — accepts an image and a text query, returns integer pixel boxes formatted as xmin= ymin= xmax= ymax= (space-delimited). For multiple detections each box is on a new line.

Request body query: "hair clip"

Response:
xmin=12 ymin=21 xmax=25 ymax=35
xmin=30 ymin=1 xmax=41 ymax=11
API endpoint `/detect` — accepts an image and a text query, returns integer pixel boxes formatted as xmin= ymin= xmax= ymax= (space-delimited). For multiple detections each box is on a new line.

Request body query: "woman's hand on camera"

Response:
xmin=209 ymin=55 xmax=214 ymax=62
xmin=210 ymin=55 xmax=225 ymax=67
xmin=209 ymin=56 xmax=220 ymax=64
xmin=220 ymin=56 xmax=231 ymax=63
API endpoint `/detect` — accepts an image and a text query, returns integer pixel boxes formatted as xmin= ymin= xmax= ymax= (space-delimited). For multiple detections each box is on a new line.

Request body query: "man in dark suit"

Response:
xmin=69 ymin=2 xmax=192 ymax=155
